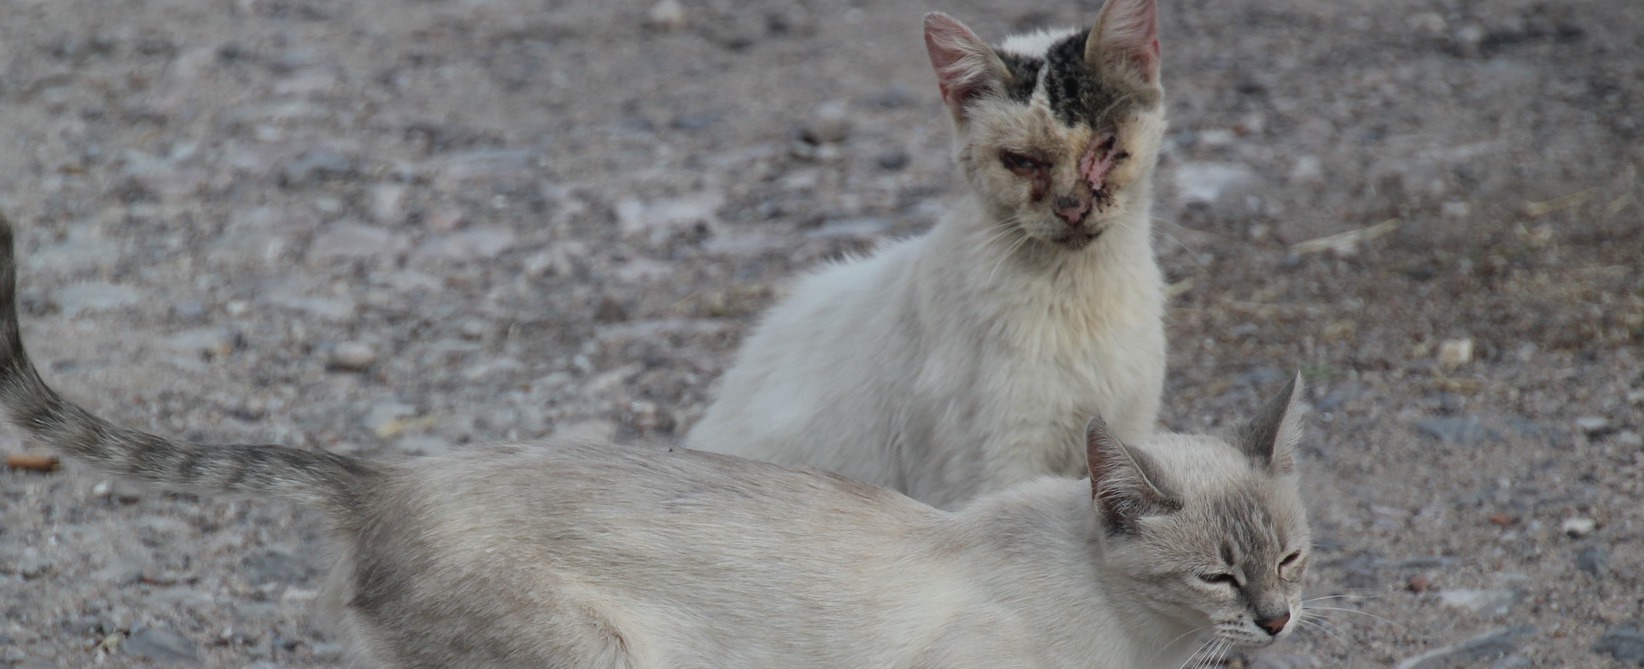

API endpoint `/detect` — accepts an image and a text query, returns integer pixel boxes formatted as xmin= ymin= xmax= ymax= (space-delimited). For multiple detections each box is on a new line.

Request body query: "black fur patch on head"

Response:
xmin=996 ymin=52 xmax=1042 ymax=104
xmin=1042 ymin=30 xmax=1154 ymax=127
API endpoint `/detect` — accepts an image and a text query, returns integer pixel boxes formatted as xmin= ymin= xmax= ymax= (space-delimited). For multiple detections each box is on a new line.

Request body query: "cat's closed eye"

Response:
xmin=1279 ymin=551 xmax=1301 ymax=568
xmin=999 ymin=151 xmax=1048 ymax=176
xmin=1198 ymin=573 xmax=1239 ymax=587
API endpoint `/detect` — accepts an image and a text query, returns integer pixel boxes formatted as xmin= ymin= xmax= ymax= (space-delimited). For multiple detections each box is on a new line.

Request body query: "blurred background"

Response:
xmin=0 ymin=0 xmax=1640 ymax=666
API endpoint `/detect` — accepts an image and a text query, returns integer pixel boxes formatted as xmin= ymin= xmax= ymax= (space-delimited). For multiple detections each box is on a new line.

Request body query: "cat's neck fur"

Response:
xmin=953 ymin=477 xmax=1201 ymax=668
xmin=913 ymin=188 xmax=1159 ymax=344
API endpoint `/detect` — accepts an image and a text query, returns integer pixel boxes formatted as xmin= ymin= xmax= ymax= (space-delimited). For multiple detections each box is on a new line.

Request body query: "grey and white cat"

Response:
xmin=0 ymin=217 xmax=1309 ymax=668
xmin=688 ymin=0 xmax=1169 ymax=509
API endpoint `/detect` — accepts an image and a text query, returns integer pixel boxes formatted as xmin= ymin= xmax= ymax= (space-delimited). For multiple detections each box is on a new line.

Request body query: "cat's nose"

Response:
xmin=1255 ymin=612 xmax=1290 ymax=636
xmin=1053 ymin=195 xmax=1090 ymax=227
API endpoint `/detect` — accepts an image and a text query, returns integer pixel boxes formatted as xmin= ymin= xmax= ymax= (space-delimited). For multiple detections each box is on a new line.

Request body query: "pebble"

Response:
xmin=123 ymin=624 xmax=202 ymax=666
xmin=876 ymin=150 xmax=909 ymax=171
xmin=309 ymin=222 xmax=411 ymax=260
xmin=1577 ymin=546 xmax=1607 ymax=576
xmin=646 ymin=0 xmax=688 ymax=31
xmin=805 ymin=100 xmax=853 ymax=144
xmin=1574 ymin=416 xmax=1611 ymax=435
xmin=370 ymin=183 xmax=407 ymax=223
xmin=328 ymin=341 xmax=378 ymax=371
xmin=1174 ymin=161 xmax=1259 ymax=205
xmin=1617 ymin=430 xmax=1644 ymax=448
xmin=278 ymin=148 xmax=356 ymax=186
xmin=615 ymin=192 xmax=723 ymax=243
xmin=1594 ymin=625 xmax=1644 ymax=664
xmin=411 ymin=227 xmax=518 ymax=263
xmin=1414 ymin=415 xmax=1491 ymax=445
xmin=1393 ymin=626 xmax=1535 ymax=669
xmin=1437 ymin=338 xmax=1473 ymax=369
xmin=55 ymin=282 xmax=141 ymax=317
xmin=1561 ymin=517 xmax=1597 ymax=538
xmin=1438 ymin=589 xmax=1523 ymax=617
xmin=239 ymin=548 xmax=316 ymax=586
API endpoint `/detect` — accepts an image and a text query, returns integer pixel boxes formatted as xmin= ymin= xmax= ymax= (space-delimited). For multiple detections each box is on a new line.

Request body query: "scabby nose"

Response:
xmin=1053 ymin=194 xmax=1090 ymax=228
xmin=1255 ymin=612 xmax=1290 ymax=637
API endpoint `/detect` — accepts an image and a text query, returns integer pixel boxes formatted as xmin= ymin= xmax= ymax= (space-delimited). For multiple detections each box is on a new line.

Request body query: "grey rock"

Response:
xmin=56 ymin=282 xmax=141 ymax=317
xmin=1577 ymin=546 xmax=1607 ymax=576
xmin=1596 ymin=625 xmax=1644 ymax=664
xmin=1174 ymin=161 xmax=1259 ymax=205
xmin=124 ymin=624 xmax=202 ymax=666
xmin=615 ymin=192 xmax=723 ymax=243
xmin=279 ymin=148 xmax=356 ymax=186
xmin=876 ymin=150 xmax=909 ymax=171
xmin=412 ymin=227 xmax=518 ymax=263
xmin=1617 ymin=430 xmax=1644 ymax=449
xmin=309 ymin=222 xmax=410 ymax=260
xmin=166 ymin=326 xmax=237 ymax=357
xmin=1394 ymin=626 xmax=1536 ymax=669
xmin=240 ymin=548 xmax=316 ymax=586
xmin=1437 ymin=589 xmax=1523 ymax=617
xmin=370 ymin=183 xmax=407 ymax=223
xmin=1414 ymin=416 xmax=1493 ymax=445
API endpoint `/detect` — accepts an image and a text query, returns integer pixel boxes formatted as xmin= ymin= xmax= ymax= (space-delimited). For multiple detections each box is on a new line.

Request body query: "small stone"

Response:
xmin=1437 ymin=338 xmax=1473 ymax=369
xmin=1574 ymin=416 xmax=1611 ymax=435
xmin=646 ymin=0 xmax=687 ymax=31
xmin=55 ymin=282 xmax=141 ymax=317
xmin=1289 ymin=155 xmax=1324 ymax=184
xmin=1577 ymin=546 xmax=1607 ymax=576
xmin=1408 ymin=12 xmax=1448 ymax=36
xmin=1594 ymin=625 xmax=1644 ymax=664
xmin=1488 ymin=513 xmax=1517 ymax=527
xmin=364 ymin=401 xmax=416 ymax=438
xmin=876 ymin=150 xmax=909 ymax=171
xmin=308 ymin=223 xmax=411 ymax=260
xmin=1394 ymin=626 xmax=1535 ymax=669
xmin=278 ymin=148 xmax=356 ymax=186
xmin=1440 ymin=201 xmax=1471 ymax=219
xmin=1562 ymin=517 xmax=1597 ymax=538
xmin=459 ymin=319 xmax=488 ymax=340
xmin=123 ymin=625 xmax=202 ymax=666
xmin=370 ymin=183 xmax=407 ymax=223
xmin=328 ymin=342 xmax=377 ymax=371
xmin=1175 ymin=161 xmax=1259 ymax=205
xmin=1407 ymin=574 xmax=1431 ymax=593
xmin=1617 ymin=431 xmax=1644 ymax=448
xmin=1414 ymin=415 xmax=1491 ymax=445
xmin=805 ymin=100 xmax=853 ymax=144
xmin=1438 ymin=589 xmax=1522 ymax=617
xmin=411 ymin=227 xmax=518 ymax=263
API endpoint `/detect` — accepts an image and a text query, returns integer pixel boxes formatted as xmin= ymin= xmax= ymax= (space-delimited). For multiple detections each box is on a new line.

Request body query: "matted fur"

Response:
xmin=0 ymin=214 xmax=1310 ymax=668
xmin=689 ymin=0 xmax=1169 ymax=509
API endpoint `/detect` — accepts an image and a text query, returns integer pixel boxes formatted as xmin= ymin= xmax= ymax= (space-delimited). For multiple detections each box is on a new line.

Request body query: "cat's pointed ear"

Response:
xmin=924 ymin=12 xmax=1010 ymax=120
xmin=1086 ymin=415 xmax=1181 ymax=533
xmin=1084 ymin=0 xmax=1161 ymax=87
xmin=1237 ymin=372 xmax=1306 ymax=475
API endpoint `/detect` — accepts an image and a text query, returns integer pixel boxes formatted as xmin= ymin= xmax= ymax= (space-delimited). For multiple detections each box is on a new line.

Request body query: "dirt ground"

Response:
xmin=1 ymin=0 xmax=1640 ymax=666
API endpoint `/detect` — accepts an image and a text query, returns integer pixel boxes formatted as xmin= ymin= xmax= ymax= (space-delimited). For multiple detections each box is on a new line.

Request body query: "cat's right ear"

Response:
xmin=924 ymin=12 xmax=1010 ymax=121
xmin=1086 ymin=415 xmax=1181 ymax=534
xmin=1237 ymin=372 xmax=1305 ymax=475
xmin=1085 ymin=0 xmax=1162 ymax=88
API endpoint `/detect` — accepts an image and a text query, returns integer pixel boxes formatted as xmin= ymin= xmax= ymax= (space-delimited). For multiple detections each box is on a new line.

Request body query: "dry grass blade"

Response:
xmin=1290 ymin=218 xmax=1401 ymax=256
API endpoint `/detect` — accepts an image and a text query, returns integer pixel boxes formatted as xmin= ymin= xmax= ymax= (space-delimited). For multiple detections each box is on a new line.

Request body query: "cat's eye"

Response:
xmin=1199 ymin=573 xmax=1238 ymax=587
xmin=1279 ymin=551 xmax=1302 ymax=568
xmin=1113 ymin=150 xmax=1131 ymax=162
xmin=998 ymin=151 xmax=1045 ymax=175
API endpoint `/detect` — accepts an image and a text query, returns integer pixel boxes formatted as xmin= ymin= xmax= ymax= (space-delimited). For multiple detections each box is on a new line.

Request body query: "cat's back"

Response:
xmin=337 ymin=439 xmax=969 ymax=668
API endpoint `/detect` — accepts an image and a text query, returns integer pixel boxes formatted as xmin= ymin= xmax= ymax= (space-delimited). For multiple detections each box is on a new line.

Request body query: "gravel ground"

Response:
xmin=1 ymin=0 xmax=1641 ymax=666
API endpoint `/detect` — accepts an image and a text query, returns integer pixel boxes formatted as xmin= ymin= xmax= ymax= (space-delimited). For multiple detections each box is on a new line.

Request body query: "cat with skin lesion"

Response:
xmin=0 ymin=218 xmax=1309 ymax=667
xmin=689 ymin=0 xmax=1170 ymax=509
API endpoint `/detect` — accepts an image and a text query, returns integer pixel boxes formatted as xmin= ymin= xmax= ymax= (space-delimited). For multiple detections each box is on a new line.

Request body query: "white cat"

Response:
xmin=0 ymin=213 xmax=1310 ymax=668
xmin=689 ymin=0 xmax=1169 ymax=508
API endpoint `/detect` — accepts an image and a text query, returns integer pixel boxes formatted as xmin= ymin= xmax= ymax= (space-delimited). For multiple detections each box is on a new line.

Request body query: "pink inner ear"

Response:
xmin=924 ymin=13 xmax=988 ymax=110
xmin=1080 ymin=135 xmax=1117 ymax=191
xmin=1095 ymin=0 xmax=1161 ymax=82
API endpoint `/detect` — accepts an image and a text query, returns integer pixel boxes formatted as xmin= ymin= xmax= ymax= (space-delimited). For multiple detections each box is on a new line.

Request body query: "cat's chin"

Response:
xmin=1051 ymin=226 xmax=1105 ymax=250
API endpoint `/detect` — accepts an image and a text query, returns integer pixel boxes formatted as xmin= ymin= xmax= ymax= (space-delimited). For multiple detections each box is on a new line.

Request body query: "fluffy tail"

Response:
xmin=0 ymin=212 xmax=378 ymax=516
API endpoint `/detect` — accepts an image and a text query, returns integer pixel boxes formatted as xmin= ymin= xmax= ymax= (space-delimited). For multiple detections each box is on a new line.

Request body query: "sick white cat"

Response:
xmin=690 ymin=0 xmax=1169 ymax=508
xmin=0 ymin=215 xmax=1309 ymax=669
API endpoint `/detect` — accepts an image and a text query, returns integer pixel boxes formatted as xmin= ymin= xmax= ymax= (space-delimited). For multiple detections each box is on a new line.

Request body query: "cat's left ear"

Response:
xmin=1237 ymin=372 xmax=1305 ymax=475
xmin=1086 ymin=415 xmax=1181 ymax=533
xmin=924 ymin=12 xmax=1012 ymax=120
xmin=1084 ymin=0 xmax=1162 ymax=87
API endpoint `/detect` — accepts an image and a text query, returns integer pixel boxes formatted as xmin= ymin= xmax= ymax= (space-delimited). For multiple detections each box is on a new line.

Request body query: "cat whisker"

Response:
xmin=1305 ymin=605 xmax=1406 ymax=631
xmin=1176 ymin=635 xmax=1220 ymax=669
